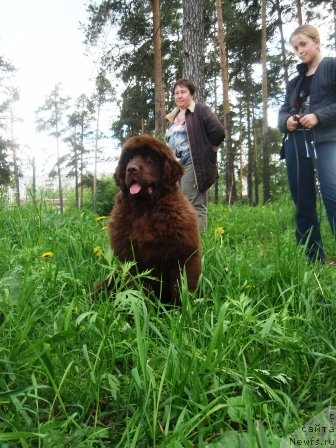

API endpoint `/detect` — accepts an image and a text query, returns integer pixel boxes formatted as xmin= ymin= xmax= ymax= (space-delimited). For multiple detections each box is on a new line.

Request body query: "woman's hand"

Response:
xmin=298 ymin=113 xmax=319 ymax=129
xmin=286 ymin=113 xmax=319 ymax=131
xmin=286 ymin=115 xmax=300 ymax=132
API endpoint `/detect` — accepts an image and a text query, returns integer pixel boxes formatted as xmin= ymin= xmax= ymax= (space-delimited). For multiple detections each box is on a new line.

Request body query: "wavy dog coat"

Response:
xmin=108 ymin=134 xmax=201 ymax=304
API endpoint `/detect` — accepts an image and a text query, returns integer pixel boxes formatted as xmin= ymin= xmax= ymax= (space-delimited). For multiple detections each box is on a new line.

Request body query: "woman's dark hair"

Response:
xmin=172 ymin=79 xmax=196 ymax=96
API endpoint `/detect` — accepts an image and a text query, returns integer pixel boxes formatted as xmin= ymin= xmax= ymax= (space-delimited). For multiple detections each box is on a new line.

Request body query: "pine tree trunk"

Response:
xmin=215 ymin=0 xmax=236 ymax=205
xmin=252 ymin=111 xmax=259 ymax=204
xmin=182 ymin=0 xmax=205 ymax=102
xmin=213 ymin=73 xmax=219 ymax=204
xmin=333 ymin=1 xmax=336 ymax=52
xmin=10 ymin=107 xmax=20 ymax=206
xmin=151 ymin=0 xmax=166 ymax=136
xmin=261 ymin=0 xmax=270 ymax=203
xmin=296 ymin=0 xmax=303 ymax=25
xmin=32 ymin=157 xmax=36 ymax=202
xmin=55 ymin=110 xmax=64 ymax=213
xmin=247 ymin=130 xmax=253 ymax=204
xmin=239 ymin=136 xmax=243 ymax=200
xmin=80 ymin=125 xmax=84 ymax=208
xmin=246 ymin=93 xmax=253 ymax=205
xmin=93 ymin=103 xmax=100 ymax=213
xmin=74 ymin=128 xmax=79 ymax=208
xmin=275 ymin=0 xmax=289 ymax=85
xmin=56 ymin=134 xmax=63 ymax=213
xmin=53 ymin=90 xmax=64 ymax=213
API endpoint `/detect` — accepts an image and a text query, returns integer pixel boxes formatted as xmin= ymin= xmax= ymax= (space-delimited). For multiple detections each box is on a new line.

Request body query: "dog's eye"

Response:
xmin=144 ymin=155 xmax=154 ymax=163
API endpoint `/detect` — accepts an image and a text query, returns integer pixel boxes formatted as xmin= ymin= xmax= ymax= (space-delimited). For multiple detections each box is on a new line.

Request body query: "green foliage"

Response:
xmin=35 ymin=83 xmax=71 ymax=138
xmin=83 ymin=0 xmax=310 ymax=204
xmin=0 ymin=56 xmax=19 ymax=189
xmin=70 ymin=174 xmax=118 ymax=215
xmin=84 ymin=0 xmax=183 ymax=141
xmin=0 ymin=197 xmax=336 ymax=446
xmin=94 ymin=175 xmax=118 ymax=215
xmin=112 ymin=83 xmax=155 ymax=142
xmin=0 ymin=137 xmax=11 ymax=186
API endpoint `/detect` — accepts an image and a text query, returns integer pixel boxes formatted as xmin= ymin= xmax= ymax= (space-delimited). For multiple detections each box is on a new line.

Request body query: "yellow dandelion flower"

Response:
xmin=215 ymin=226 xmax=224 ymax=238
xmin=93 ymin=246 xmax=102 ymax=256
xmin=41 ymin=251 xmax=54 ymax=258
xmin=96 ymin=216 xmax=106 ymax=221
xmin=101 ymin=226 xmax=107 ymax=231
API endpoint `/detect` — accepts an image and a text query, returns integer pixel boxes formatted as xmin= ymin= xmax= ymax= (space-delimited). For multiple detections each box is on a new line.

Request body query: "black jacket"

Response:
xmin=278 ymin=57 xmax=336 ymax=144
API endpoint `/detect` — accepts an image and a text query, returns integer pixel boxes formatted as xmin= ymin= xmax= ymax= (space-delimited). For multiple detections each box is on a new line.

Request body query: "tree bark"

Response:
xmin=10 ymin=106 xmax=20 ymax=206
xmin=54 ymin=94 xmax=64 ymax=213
xmin=296 ymin=0 xmax=303 ymax=25
xmin=151 ymin=0 xmax=166 ymax=136
xmin=246 ymin=96 xmax=253 ymax=205
xmin=252 ymin=110 xmax=259 ymax=205
xmin=93 ymin=102 xmax=100 ymax=214
xmin=261 ymin=0 xmax=270 ymax=203
xmin=333 ymin=0 xmax=336 ymax=52
xmin=215 ymin=0 xmax=236 ymax=204
xmin=275 ymin=0 xmax=289 ymax=85
xmin=182 ymin=0 xmax=205 ymax=102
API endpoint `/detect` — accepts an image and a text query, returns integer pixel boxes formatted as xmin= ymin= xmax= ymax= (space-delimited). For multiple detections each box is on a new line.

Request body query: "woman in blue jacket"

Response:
xmin=278 ymin=24 xmax=336 ymax=263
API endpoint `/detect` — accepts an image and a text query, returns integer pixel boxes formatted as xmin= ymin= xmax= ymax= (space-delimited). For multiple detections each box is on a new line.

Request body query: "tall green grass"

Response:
xmin=0 ymin=196 xmax=335 ymax=447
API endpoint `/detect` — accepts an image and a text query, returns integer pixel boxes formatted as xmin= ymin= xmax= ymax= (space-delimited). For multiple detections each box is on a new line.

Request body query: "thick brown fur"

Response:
xmin=108 ymin=134 xmax=201 ymax=304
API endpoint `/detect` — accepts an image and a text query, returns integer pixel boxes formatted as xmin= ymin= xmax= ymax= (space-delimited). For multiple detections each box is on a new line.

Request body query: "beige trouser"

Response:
xmin=180 ymin=161 xmax=208 ymax=232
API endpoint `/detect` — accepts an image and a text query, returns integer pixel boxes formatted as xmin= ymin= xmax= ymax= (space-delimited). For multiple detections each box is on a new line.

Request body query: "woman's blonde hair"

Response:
xmin=290 ymin=24 xmax=320 ymax=44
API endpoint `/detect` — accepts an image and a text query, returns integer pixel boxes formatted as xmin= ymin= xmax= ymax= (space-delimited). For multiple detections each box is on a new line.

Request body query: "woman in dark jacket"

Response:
xmin=278 ymin=24 xmax=336 ymax=263
xmin=166 ymin=79 xmax=225 ymax=231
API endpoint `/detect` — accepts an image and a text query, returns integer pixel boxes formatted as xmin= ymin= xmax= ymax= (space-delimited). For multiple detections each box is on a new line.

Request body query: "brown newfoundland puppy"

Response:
xmin=108 ymin=134 xmax=201 ymax=304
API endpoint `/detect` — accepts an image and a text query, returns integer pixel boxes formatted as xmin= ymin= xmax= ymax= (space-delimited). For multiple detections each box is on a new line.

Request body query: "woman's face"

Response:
xmin=174 ymin=85 xmax=193 ymax=109
xmin=290 ymin=33 xmax=320 ymax=66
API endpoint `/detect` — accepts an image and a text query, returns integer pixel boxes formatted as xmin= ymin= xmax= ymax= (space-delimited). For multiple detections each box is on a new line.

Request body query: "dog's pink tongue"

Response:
xmin=130 ymin=183 xmax=142 ymax=195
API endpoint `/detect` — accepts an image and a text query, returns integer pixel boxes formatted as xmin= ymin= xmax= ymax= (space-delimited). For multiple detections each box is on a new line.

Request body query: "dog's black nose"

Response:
xmin=127 ymin=165 xmax=140 ymax=174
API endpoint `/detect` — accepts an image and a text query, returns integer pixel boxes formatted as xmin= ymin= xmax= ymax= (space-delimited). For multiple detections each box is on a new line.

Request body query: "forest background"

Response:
xmin=1 ymin=1 xmax=336 ymax=446
xmin=0 ymin=0 xmax=335 ymax=213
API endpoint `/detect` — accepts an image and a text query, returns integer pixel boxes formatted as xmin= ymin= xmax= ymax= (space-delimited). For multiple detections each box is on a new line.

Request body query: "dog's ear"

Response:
xmin=162 ymin=157 xmax=184 ymax=189
xmin=114 ymin=136 xmax=143 ymax=189
xmin=113 ymin=152 xmax=127 ymax=188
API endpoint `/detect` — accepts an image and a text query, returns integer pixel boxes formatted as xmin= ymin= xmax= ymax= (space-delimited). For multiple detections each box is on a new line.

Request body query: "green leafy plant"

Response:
xmin=0 ymin=196 xmax=335 ymax=446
